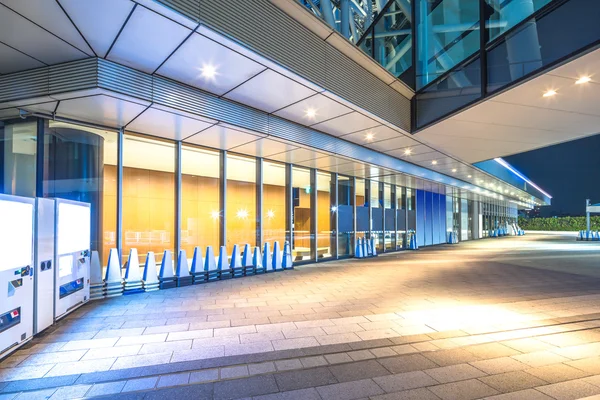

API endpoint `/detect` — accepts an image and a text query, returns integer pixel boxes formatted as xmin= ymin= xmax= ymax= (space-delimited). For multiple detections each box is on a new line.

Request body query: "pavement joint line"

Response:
xmin=4 ymin=315 xmax=600 ymax=396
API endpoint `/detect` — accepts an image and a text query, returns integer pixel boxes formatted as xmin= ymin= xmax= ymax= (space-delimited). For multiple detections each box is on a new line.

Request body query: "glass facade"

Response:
xmin=226 ymin=154 xmax=256 ymax=253
xmin=5 ymin=117 xmax=521 ymax=269
xmin=181 ymin=145 xmax=220 ymax=256
xmin=122 ymin=134 xmax=175 ymax=264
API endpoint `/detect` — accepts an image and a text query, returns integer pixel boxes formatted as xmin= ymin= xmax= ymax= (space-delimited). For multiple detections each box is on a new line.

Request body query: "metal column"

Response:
xmin=256 ymin=158 xmax=263 ymax=249
xmin=220 ymin=151 xmax=227 ymax=248
xmin=311 ymin=168 xmax=317 ymax=262
xmin=174 ymin=141 xmax=182 ymax=260
xmin=116 ymin=128 xmax=124 ymax=259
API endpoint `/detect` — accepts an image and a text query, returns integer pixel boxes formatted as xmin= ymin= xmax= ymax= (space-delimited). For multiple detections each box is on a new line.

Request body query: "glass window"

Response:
xmin=292 ymin=167 xmax=313 ymax=261
xmin=337 ymin=176 xmax=354 ymax=257
xmin=356 ymin=178 xmax=368 ymax=241
xmin=181 ymin=145 xmax=220 ymax=256
xmin=396 ymin=186 xmax=406 ymax=249
xmin=384 ymin=184 xmax=395 ymax=251
xmin=317 ymin=171 xmax=334 ymax=259
xmin=416 ymin=0 xmax=480 ymax=88
xmin=44 ymin=121 xmax=117 ymax=267
xmin=263 ymin=161 xmax=287 ymax=248
xmin=1 ymin=118 xmax=37 ymax=198
xmin=486 ymin=0 xmax=552 ymax=42
xmin=122 ymin=134 xmax=174 ymax=264
xmin=371 ymin=180 xmax=383 ymax=252
xmin=226 ymin=154 xmax=256 ymax=253
xmin=407 ymin=187 xmax=416 ymax=245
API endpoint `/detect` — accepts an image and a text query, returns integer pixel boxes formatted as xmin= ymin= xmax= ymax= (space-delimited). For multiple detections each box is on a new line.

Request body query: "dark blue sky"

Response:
xmin=505 ymin=134 xmax=600 ymax=216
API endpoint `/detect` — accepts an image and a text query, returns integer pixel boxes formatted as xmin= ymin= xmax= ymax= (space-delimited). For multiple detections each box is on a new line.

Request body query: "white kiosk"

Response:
xmin=54 ymin=199 xmax=91 ymax=320
xmin=0 ymin=194 xmax=35 ymax=358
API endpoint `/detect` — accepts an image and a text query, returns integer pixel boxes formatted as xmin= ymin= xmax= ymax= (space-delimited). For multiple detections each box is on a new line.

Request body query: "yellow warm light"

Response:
xmin=266 ymin=209 xmax=275 ymax=219
xmin=404 ymin=148 xmax=412 ymax=155
xmin=237 ymin=209 xmax=249 ymax=219
xmin=305 ymin=108 xmax=317 ymax=119
xmin=451 ymin=169 xmax=457 ymax=173
xmin=210 ymin=210 xmax=220 ymax=220
xmin=543 ymin=89 xmax=557 ymax=97
xmin=365 ymin=132 xmax=375 ymax=141
xmin=431 ymin=160 xmax=438 ymax=165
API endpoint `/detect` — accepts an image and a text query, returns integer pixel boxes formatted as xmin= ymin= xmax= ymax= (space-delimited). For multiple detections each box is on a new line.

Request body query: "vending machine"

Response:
xmin=0 ymin=194 xmax=35 ymax=358
xmin=34 ymin=198 xmax=56 ymax=334
xmin=54 ymin=199 xmax=91 ymax=320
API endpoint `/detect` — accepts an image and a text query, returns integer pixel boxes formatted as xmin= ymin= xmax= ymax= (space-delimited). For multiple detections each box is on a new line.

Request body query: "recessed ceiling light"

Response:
xmin=431 ymin=160 xmax=438 ymax=165
xmin=236 ymin=209 xmax=249 ymax=219
xmin=451 ymin=168 xmax=457 ymax=173
xmin=200 ymin=63 xmax=218 ymax=80
xmin=305 ymin=108 xmax=317 ymax=119
xmin=467 ymin=175 xmax=472 ymax=178
xmin=404 ymin=148 xmax=412 ymax=155
xmin=365 ymin=132 xmax=375 ymax=141
xmin=576 ymin=76 xmax=591 ymax=84
xmin=543 ymin=89 xmax=557 ymax=97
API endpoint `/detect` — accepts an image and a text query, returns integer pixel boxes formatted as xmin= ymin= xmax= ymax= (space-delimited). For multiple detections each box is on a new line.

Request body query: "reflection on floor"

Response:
xmin=2 ymin=233 xmax=600 ymax=399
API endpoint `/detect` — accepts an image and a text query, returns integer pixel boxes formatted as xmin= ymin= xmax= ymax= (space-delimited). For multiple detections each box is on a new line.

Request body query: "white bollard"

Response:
xmin=176 ymin=250 xmax=192 ymax=287
xmin=190 ymin=247 xmax=206 ymax=284
xmin=104 ymin=248 xmax=123 ymax=298
xmin=205 ymin=246 xmax=218 ymax=281
xmin=124 ymin=248 xmax=143 ymax=295
xmin=282 ymin=241 xmax=293 ymax=269
xmin=272 ymin=241 xmax=282 ymax=271
xmin=263 ymin=243 xmax=272 ymax=272
xmin=142 ymin=252 xmax=159 ymax=292
xmin=90 ymin=251 xmax=105 ymax=300
xmin=241 ymin=244 xmax=254 ymax=275
xmin=218 ymin=246 xmax=232 ymax=279
xmin=159 ymin=250 xmax=176 ymax=289
xmin=253 ymin=246 xmax=264 ymax=273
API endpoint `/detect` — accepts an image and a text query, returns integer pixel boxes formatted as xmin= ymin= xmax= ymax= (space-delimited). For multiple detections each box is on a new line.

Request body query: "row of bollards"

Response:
xmin=354 ymin=237 xmax=378 ymax=258
xmin=447 ymin=231 xmax=459 ymax=244
xmin=578 ymin=230 xmax=600 ymax=241
xmin=90 ymin=242 xmax=293 ymax=300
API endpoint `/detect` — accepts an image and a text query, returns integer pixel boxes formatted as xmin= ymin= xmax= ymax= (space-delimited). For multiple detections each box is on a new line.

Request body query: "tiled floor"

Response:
xmin=2 ymin=233 xmax=600 ymax=399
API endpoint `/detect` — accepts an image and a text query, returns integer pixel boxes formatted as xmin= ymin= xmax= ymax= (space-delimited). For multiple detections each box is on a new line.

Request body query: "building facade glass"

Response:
xmin=292 ymin=167 xmax=313 ymax=262
xmin=263 ymin=160 xmax=287 ymax=249
xmin=226 ymin=154 xmax=256 ymax=253
xmin=337 ymin=176 xmax=354 ymax=257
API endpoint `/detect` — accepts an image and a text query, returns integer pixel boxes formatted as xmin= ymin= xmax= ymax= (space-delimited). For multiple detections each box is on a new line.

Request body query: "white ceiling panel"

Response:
xmin=0 ymin=108 xmax=20 ymax=119
xmin=157 ymin=32 xmax=266 ymax=96
xmin=311 ymin=112 xmax=379 ymax=137
xmin=224 ymin=70 xmax=316 ymax=113
xmin=1 ymin=0 xmax=93 ymax=55
xmin=385 ymin=144 xmax=432 ymax=158
xmin=311 ymin=155 xmax=353 ymax=169
xmin=126 ymin=107 xmax=215 ymax=141
xmin=56 ymin=95 xmax=148 ymax=128
xmin=340 ymin=125 xmax=404 ymax=145
xmin=0 ymin=42 xmax=45 ymax=74
xmin=229 ymin=137 xmax=299 ymax=158
xmin=268 ymin=147 xmax=329 ymax=164
xmin=0 ymin=6 xmax=87 ymax=64
xmin=59 ymin=0 xmax=135 ymax=58
xmin=273 ymin=93 xmax=351 ymax=125
xmin=21 ymin=101 xmax=58 ymax=114
xmin=107 ymin=6 xmax=190 ymax=73
xmin=184 ymin=124 xmax=265 ymax=150
xmin=365 ymin=136 xmax=420 ymax=152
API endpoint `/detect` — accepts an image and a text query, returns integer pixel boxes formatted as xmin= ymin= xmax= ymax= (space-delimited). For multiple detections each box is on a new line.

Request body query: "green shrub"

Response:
xmin=518 ymin=216 xmax=600 ymax=231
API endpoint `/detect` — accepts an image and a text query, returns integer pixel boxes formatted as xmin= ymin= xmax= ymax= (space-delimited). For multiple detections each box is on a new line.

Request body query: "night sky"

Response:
xmin=504 ymin=134 xmax=600 ymax=217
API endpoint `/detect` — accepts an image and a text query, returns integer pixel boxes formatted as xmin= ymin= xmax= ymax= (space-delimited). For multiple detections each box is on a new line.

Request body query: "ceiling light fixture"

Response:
xmin=543 ymin=89 xmax=557 ymax=97
xmin=467 ymin=175 xmax=472 ymax=178
xmin=365 ymin=132 xmax=375 ymax=141
xmin=200 ymin=63 xmax=218 ymax=80
xmin=451 ymin=169 xmax=457 ymax=173
xmin=431 ymin=160 xmax=438 ymax=165
xmin=576 ymin=76 xmax=591 ymax=84
xmin=305 ymin=108 xmax=317 ymax=119
xmin=210 ymin=210 xmax=220 ymax=220
xmin=236 ymin=209 xmax=249 ymax=219
xmin=403 ymin=148 xmax=412 ymax=155
xmin=266 ymin=209 xmax=275 ymax=219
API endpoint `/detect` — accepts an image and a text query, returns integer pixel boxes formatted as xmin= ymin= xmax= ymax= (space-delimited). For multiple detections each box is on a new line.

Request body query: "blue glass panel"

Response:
xmin=440 ymin=194 xmax=447 ymax=243
xmin=416 ymin=190 xmax=425 ymax=247
xmin=486 ymin=0 xmax=554 ymax=42
xmin=432 ymin=192 xmax=440 ymax=245
xmin=425 ymin=191 xmax=433 ymax=246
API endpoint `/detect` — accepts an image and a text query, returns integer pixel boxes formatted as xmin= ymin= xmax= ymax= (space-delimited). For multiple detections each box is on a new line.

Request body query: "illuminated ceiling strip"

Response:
xmin=494 ymin=158 xmax=552 ymax=199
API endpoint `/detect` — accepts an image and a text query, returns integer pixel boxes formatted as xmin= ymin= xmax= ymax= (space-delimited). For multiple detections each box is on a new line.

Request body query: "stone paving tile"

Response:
xmin=526 ymin=363 xmax=591 ymax=384
xmin=13 ymin=388 xmax=57 ymax=399
xmin=370 ymin=387 xmax=440 ymax=400
xmin=220 ymin=365 xmax=249 ymax=379
xmin=347 ymin=349 xmax=375 ymax=361
xmin=511 ymin=350 xmax=570 ymax=367
xmin=501 ymin=338 xmax=557 ymax=353
xmin=372 ymin=371 xmax=439 ymax=393
xmin=165 ymin=329 xmax=213 ymax=341
xmin=566 ymin=357 xmax=600 ymax=374
xmin=329 ymin=359 xmax=390 ymax=382
xmin=48 ymin=384 xmax=91 ymax=399
xmin=115 ymin=334 xmax=167 ymax=347
xmin=188 ymin=368 xmax=219 ymax=384
xmin=18 ymin=350 xmax=87 ymax=367
xmin=86 ymin=381 xmax=127 ymax=396
xmin=138 ymin=340 xmax=192 ymax=355
xmin=274 ymin=359 xmax=303 ymax=372
xmin=422 ymin=348 xmax=482 ymax=367
xmin=424 ymin=363 xmax=487 ymax=383
xmin=324 ymin=353 xmax=352 ymax=364
xmin=274 ymin=366 xmax=338 ymax=392
xmin=109 ymin=353 xmax=171 ymax=370
xmin=465 ymin=343 xmax=521 ymax=359
xmin=378 ymin=354 xmax=439 ymax=374
xmin=59 ymin=338 xmax=118 ymax=351
xmin=144 ymin=383 xmax=213 ymax=400
xmin=316 ymin=333 xmax=362 ymax=346
xmin=81 ymin=345 xmax=142 ymax=361
xmin=249 ymin=361 xmax=276 ymax=375
xmin=213 ymin=374 xmax=279 ymax=400
xmin=272 ymin=337 xmax=320 ymax=351
xmin=225 ymin=341 xmax=275 ymax=357
xmin=479 ymin=370 xmax=549 ymax=393
xmin=121 ymin=377 xmax=158 ymax=392
xmin=469 ymin=356 xmax=528 ymax=375
xmin=552 ymin=342 xmax=600 ymax=360
xmin=481 ymin=388 xmax=555 ymax=400
xmin=316 ymin=378 xmax=385 ymax=400
xmin=536 ymin=379 xmax=600 ymax=400
xmin=45 ymin=358 xmax=116 ymax=377
xmin=170 ymin=346 xmax=225 ymax=362
xmin=253 ymin=387 xmax=321 ymax=400
xmin=428 ymin=378 xmax=500 ymax=400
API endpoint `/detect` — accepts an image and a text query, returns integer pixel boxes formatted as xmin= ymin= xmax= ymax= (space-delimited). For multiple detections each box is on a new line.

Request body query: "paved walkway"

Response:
xmin=2 ymin=233 xmax=600 ymax=399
